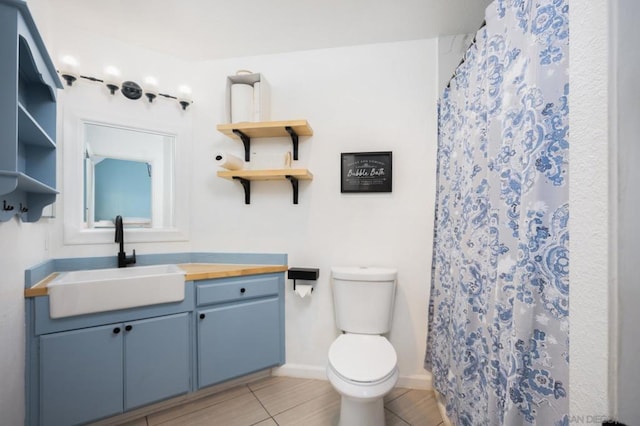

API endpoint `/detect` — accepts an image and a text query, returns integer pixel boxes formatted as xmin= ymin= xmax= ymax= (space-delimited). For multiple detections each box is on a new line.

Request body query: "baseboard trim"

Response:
xmin=272 ymin=363 xmax=327 ymax=380
xmin=397 ymin=373 xmax=432 ymax=390
xmin=273 ymin=364 xmax=433 ymax=390
xmin=434 ymin=389 xmax=453 ymax=426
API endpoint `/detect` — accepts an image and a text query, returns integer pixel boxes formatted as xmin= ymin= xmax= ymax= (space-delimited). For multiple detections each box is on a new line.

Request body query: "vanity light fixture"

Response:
xmin=121 ymin=81 xmax=143 ymax=100
xmin=55 ymin=58 xmax=193 ymax=110
xmin=144 ymin=76 xmax=159 ymax=103
xmin=104 ymin=66 xmax=121 ymax=95
xmin=177 ymin=85 xmax=193 ymax=110
xmin=59 ymin=55 xmax=79 ymax=86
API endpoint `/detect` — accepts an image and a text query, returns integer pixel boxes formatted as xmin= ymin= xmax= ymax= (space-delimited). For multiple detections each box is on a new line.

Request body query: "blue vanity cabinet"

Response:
xmin=40 ymin=313 xmax=191 ymax=426
xmin=124 ymin=313 xmax=191 ymax=411
xmin=0 ymin=0 xmax=62 ymax=222
xmin=30 ymin=282 xmax=195 ymax=426
xmin=196 ymin=274 xmax=285 ymax=388
xmin=36 ymin=312 xmax=191 ymax=426
xmin=40 ymin=323 xmax=124 ymax=426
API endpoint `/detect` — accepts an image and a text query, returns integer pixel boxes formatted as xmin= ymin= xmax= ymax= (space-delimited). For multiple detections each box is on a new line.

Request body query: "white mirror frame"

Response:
xmin=62 ymin=105 xmax=191 ymax=245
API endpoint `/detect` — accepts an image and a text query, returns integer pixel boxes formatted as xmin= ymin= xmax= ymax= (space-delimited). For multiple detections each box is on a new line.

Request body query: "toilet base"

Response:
xmin=327 ymin=344 xmax=399 ymax=426
xmin=338 ymin=395 xmax=385 ymax=426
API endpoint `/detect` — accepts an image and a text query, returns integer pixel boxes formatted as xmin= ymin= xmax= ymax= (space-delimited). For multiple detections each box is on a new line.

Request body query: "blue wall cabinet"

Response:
xmin=0 ymin=0 xmax=62 ymax=222
xmin=196 ymin=274 xmax=285 ymax=389
xmin=38 ymin=313 xmax=191 ymax=426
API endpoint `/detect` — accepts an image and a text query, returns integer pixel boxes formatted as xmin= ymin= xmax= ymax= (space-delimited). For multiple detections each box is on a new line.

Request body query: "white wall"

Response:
xmin=612 ymin=0 xmax=640 ymax=422
xmin=190 ymin=40 xmax=438 ymax=383
xmin=570 ymin=0 xmax=612 ymax=419
xmin=0 ymin=221 xmax=51 ymax=425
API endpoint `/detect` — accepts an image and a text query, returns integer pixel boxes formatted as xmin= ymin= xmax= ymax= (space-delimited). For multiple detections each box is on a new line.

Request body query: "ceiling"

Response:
xmin=46 ymin=0 xmax=492 ymax=61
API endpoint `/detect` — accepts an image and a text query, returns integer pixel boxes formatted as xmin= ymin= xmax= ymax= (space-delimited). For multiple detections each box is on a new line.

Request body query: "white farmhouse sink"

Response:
xmin=48 ymin=264 xmax=186 ymax=319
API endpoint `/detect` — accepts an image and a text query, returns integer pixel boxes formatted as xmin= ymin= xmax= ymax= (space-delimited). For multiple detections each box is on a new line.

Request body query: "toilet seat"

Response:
xmin=328 ymin=334 xmax=397 ymax=384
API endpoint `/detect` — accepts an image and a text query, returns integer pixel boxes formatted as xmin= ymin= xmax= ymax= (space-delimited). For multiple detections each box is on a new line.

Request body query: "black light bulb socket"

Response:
xmin=145 ymin=92 xmax=157 ymax=103
xmin=179 ymin=100 xmax=191 ymax=110
xmin=106 ymin=83 xmax=119 ymax=95
xmin=61 ymin=74 xmax=77 ymax=86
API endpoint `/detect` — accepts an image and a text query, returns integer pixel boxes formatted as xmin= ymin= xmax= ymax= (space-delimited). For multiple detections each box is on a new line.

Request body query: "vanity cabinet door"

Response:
xmin=40 ymin=324 xmax=124 ymax=426
xmin=124 ymin=312 xmax=191 ymax=410
xmin=197 ymin=297 xmax=281 ymax=388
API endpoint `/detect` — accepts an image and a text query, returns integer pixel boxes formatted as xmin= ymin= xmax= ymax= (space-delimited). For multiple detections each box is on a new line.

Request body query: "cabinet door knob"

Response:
xmin=199 ymin=313 xmax=206 ymax=320
xmin=113 ymin=327 xmax=121 ymax=334
xmin=240 ymin=287 xmax=246 ymax=294
xmin=125 ymin=325 xmax=133 ymax=332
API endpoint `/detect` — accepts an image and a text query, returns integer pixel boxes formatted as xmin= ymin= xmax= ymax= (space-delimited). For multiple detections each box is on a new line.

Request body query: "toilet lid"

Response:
xmin=328 ymin=334 xmax=397 ymax=383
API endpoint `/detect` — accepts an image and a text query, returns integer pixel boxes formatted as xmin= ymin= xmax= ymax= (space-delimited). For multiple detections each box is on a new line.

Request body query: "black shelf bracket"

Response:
xmin=232 ymin=129 xmax=251 ymax=161
xmin=232 ymin=177 xmax=251 ymax=204
xmin=285 ymin=126 xmax=299 ymax=160
xmin=286 ymin=175 xmax=299 ymax=204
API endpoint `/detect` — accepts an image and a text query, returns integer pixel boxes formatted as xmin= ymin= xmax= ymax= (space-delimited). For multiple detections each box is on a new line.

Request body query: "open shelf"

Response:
xmin=216 ymin=120 xmax=313 ymax=161
xmin=0 ymin=171 xmax=57 ymax=195
xmin=18 ymin=103 xmax=55 ymax=148
xmin=217 ymin=168 xmax=313 ymax=181
xmin=0 ymin=171 xmax=58 ymax=222
xmin=217 ymin=169 xmax=313 ymax=205
xmin=216 ymin=120 xmax=313 ymax=139
xmin=1 ymin=4 xmax=62 ymax=222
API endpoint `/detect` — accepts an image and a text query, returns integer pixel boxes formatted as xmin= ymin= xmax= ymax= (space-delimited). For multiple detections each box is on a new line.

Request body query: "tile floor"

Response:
xmin=115 ymin=376 xmax=444 ymax=426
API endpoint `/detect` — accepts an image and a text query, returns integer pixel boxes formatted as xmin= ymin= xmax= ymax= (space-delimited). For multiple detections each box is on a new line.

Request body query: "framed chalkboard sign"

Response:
xmin=341 ymin=151 xmax=392 ymax=193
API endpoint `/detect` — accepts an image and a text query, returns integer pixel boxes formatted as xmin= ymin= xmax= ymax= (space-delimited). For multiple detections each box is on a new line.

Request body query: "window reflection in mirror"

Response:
xmin=83 ymin=123 xmax=174 ymax=229
xmin=89 ymin=158 xmax=152 ymax=225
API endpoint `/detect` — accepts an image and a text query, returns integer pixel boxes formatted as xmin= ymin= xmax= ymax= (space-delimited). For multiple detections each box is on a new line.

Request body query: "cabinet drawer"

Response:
xmin=197 ymin=275 xmax=279 ymax=306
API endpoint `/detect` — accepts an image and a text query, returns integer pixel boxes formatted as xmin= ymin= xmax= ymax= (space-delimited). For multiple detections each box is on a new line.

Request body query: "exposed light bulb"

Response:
xmin=59 ymin=55 xmax=79 ymax=86
xmin=61 ymin=55 xmax=79 ymax=70
xmin=103 ymin=66 xmax=121 ymax=95
xmin=144 ymin=76 xmax=159 ymax=91
xmin=177 ymin=85 xmax=192 ymax=110
xmin=178 ymin=85 xmax=192 ymax=96
xmin=104 ymin=66 xmax=121 ymax=79
xmin=144 ymin=76 xmax=159 ymax=103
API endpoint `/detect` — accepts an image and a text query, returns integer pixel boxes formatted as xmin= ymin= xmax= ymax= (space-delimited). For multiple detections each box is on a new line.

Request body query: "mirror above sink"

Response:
xmin=61 ymin=88 xmax=191 ymax=245
xmin=84 ymin=122 xmax=173 ymax=229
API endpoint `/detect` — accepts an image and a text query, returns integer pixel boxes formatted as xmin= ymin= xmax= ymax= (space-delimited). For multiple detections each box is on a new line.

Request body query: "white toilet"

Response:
xmin=327 ymin=266 xmax=399 ymax=426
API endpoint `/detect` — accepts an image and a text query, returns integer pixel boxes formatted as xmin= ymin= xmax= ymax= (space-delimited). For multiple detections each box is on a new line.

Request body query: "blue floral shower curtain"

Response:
xmin=425 ymin=1 xmax=569 ymax=425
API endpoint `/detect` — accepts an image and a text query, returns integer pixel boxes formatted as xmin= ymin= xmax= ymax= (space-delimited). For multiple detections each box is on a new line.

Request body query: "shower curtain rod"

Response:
xmin=446 ymin=19 xmax=486 ymax=89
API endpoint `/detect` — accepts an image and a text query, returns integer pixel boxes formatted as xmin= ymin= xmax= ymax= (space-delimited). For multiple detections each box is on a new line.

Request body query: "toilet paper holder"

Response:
xmin=288 ymin=267 xmax=319 ymax=292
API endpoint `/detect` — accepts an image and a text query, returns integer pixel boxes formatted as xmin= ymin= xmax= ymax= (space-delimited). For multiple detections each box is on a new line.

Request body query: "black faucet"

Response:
xmin=115 ymin=215 xmax=136 ymax=268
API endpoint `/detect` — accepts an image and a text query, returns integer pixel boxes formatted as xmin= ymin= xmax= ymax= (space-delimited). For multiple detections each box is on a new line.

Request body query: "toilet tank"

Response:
xmin=331 ymin=266 xmax=397 ymax=335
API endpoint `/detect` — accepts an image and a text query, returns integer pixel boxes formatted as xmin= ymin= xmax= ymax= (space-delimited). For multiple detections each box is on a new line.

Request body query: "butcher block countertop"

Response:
xmin=24 ymin=263 xmax=288 ymax=298
xmin=178 ymin=263 xmax=288 ymax=281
